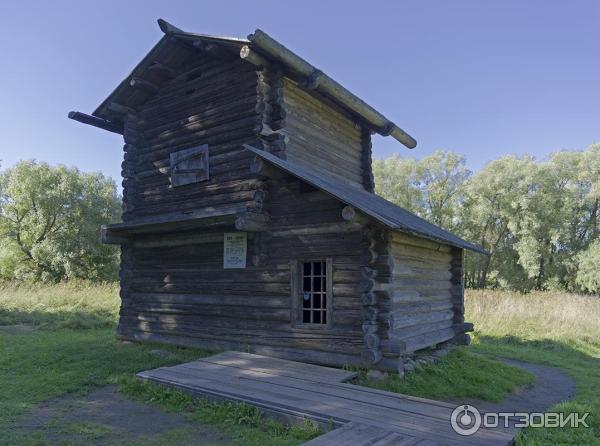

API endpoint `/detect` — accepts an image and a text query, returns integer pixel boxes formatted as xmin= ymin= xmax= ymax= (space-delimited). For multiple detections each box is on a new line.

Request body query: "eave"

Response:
xmin=69 ymin=19 xmax=416 ymax=149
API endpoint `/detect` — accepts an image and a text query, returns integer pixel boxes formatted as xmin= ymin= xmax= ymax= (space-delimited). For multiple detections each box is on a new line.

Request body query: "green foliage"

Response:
xmin=576 ymin=240 xmax=600 ymax=293
xmin=373 ymin=150 xmax=470 ymax=229
xmin=353 ymin=347 xmax=533 ymax=402
xmin=374 ymin=144 xmax=600 ymax=292
xmin=0 ymin=160 xmax=121 ymax=282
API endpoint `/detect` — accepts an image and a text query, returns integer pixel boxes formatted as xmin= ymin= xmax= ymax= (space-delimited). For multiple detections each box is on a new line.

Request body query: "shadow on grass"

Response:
xmin=474 ymin=334 xmax=600 ymax=367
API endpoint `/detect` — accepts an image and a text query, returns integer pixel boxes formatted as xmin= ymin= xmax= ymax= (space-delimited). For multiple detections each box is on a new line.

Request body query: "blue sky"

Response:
xmin=1 ymin=1 xmax=598 ymax=183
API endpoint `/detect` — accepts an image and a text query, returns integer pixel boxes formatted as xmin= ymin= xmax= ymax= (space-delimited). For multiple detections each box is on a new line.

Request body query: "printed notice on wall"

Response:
xmin=223 ymin=232 xmax=247 ymax=269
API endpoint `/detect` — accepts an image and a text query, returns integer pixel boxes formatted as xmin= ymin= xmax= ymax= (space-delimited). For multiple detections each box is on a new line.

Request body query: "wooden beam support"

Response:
xmin=108 ymin=102 xmax=136 ymax=115
xmin=235 ymin=212 xmax=271 ymax=232
xmin=147 ymin=61 xmax=177 ymax=78
xmin=240 ymin=45 xmax=270 ymax=69
xmin=68 ymin=111 xmax=123 ymax=135
xmin=249 ymin=154 xmax=287 ymax=180
xmin=129 ymin=77 xmax=159 ymax=94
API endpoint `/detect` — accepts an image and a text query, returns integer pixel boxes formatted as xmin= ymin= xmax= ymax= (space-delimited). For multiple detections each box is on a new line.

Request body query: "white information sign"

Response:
xmin=223 ymin=232 xmax=247 ymax=269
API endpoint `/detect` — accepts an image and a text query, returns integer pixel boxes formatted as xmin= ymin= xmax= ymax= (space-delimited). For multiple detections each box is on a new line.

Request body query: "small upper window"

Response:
xmin=301 ymin=261 xmax=328 ymax=324
xmin=170 ymin=144 xmax=209 ymax=187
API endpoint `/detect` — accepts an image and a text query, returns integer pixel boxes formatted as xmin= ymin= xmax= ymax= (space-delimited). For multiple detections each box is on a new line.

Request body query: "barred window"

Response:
xmin=301 ymin=261 xmax=327 ymax=324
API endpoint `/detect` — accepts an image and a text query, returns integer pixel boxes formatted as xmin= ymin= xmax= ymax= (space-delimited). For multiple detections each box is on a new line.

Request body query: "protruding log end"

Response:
xmin=364 ymin=333 xmax=381 ymax=350
xmin=235 ymin=212 xmax=271 ymax=232
xmin=361 ymin=349 xmax=382 ymax=365
xmin=453 ymin=333 xmax=471 ymax=346
xmin=341 ymin=205 xmax=356 ymax=222
xmin=157 ymin=18 xmax=182 ymax=36
xmin=389 ymin=125 xmax=417 ymax=149
xmin=240 ymin=45 xmax=270 ymax=69
xmin=68 ymin=111 xmax=123 ymax=135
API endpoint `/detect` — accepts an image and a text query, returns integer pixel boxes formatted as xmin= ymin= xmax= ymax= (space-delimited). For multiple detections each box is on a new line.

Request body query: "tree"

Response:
xmin=0 ymin=161 xmax=121 ymax=282
xmin=373 ymin=155 xmax=422 ymax=215
xmin=373 ymin=150 xmax=470 ymax=229
xmin=414 ymin=151 xmax=470 ymax=230
xmin=460 ymin=155 xmax=537 ymax=290
xmin=373 ymin=145 xmax=600 ymax=292
xmin=576 ymin=240 xmax=600 ymax=293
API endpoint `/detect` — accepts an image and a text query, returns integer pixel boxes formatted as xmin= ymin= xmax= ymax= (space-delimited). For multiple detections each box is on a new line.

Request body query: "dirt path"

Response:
xmin=451 ymin=357 xmax=576 ymax=414
xmin=10 ymin=385 xmax=230 ymax=446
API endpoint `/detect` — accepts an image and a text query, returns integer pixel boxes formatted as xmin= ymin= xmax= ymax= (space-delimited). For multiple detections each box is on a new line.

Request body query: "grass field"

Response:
xmin=466 ymin=290 xmax=600 ymax=445
xmin=0 ymin=282 xmax=598 ymax=445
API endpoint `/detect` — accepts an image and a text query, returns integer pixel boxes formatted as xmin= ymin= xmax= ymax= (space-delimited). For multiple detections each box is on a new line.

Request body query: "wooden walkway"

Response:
xmin=137 ymin=351 xmax=515 ymax=446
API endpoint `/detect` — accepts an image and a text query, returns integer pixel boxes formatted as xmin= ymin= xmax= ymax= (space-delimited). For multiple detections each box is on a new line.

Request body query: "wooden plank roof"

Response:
xmin=244 ymin=145 xmax=487 ymax=254
xmin=86 ymin=19 xmax=416 ymax=148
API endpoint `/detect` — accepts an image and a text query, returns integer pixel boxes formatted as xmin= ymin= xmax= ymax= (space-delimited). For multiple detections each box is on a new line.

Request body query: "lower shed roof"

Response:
xmin=244 ymin=145 xmax=486 ymax=254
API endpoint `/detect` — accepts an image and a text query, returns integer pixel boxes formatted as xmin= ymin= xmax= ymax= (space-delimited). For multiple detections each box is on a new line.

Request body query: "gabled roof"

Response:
xmin=245 ymin=145 xmax=486 ymax=254
xmin=87 ymin=19 xmax=416 ymax=149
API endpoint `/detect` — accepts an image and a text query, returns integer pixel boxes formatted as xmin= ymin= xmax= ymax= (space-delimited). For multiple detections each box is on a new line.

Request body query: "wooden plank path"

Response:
xmin=137 ymin=351 xmax=515 ymax=445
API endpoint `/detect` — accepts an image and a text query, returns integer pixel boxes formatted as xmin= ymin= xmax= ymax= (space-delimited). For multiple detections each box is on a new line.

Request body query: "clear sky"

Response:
xmin=1 ymin=0 xmax=598 ymax=184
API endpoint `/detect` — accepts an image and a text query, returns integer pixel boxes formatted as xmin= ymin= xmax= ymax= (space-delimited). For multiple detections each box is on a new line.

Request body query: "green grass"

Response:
xmin=466 ymin=290 xmax=600 ymax=445
xmin=119 ymin=376 xmax=320 ymax=446
xmin=1 ymin=282 xmax=598 ymax=445
xmin=353 ymin=347 xmax=534 ymax=402
xmin=0 ymin=282 xmax=319 ymax=446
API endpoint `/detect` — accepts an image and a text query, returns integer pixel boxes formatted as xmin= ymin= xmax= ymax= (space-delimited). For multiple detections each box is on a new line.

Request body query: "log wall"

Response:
xmin=118 ymin=172 xmax=371 ymax=367
xmin=121 ymin=53 xmax=267 ymax=222
xmin=380 ymin=232 xmax=460 ymax=361
xmin=280 ymin=78 xmax=370 ymax=189
xmin=114 ymin=48 xmax=467 ymax=370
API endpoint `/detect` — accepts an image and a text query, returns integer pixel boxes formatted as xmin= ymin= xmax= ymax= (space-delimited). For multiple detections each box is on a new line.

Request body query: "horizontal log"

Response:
xmin=124 ymin=302 xmax=291 ymax=321
xmin=390 ymin=290 xmax=452 ymax=304
xmin=387 ymin=319 xmax=455 ymax=344
xmin=391 ymin=232 xmax=452 ymax=253
xmin=391 ymin=300 xmax=453 ymax=315
xmin=235 ymin=211 xmax=271 ymax=232
xmin=127 ymin=292 xmax=289 ymax=308
xmin=388 ymin=310 xmax=454 ymax=331
xmin=402 ymin=327 xmax=455 ymax=353
xmin=129 ymin=77 xmax=159 ymax=94
xmin=68 ymin=111 xmax=123 ymax=134
xmin=122 ymin=329 xmax=365 ymax=360
xmin=453 ymin=322 xmax=474 ymax=334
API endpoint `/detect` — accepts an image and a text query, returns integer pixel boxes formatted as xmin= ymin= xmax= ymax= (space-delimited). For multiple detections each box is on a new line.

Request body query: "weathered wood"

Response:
xmin=402 ymin=328 xmax=456 ymax=353
xmin=129 ymin=77 xmax=159 ymax=94
xmin=68 ymin=111 xmax=123 ymax=134
xmin=240 ymin=45 xmax=270 ymax=68
xmin=235 ymin=211 xmax=270 ymax=231
xmin=77 ymin=27 xmax=474 ymax=369
xmin=388 ymin=310 xmax=454 ymax=331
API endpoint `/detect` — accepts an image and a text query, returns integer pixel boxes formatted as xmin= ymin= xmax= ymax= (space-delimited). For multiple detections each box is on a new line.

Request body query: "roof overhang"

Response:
xmin=245 ymin=145 xmax=487 ymax=255
xmin=70 ymin=19 xmax=416 ymax=149
xmin=101 ymin=207 xmax=270 ymax=244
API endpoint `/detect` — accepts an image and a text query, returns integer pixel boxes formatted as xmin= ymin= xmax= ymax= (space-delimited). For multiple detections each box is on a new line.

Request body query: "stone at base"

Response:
xmin=453 ymin=333 xmax=471 ymax=346
xmin=366 ymin=370 xmax=386 ymax=381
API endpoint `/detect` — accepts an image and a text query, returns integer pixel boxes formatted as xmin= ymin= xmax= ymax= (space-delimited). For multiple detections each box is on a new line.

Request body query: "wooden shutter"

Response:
xmin=170 ymin=144 xmax=209 ymax=187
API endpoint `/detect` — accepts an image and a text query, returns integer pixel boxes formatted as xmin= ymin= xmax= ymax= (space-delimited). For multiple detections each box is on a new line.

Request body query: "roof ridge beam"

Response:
xmin=247 ymin=29 xmax=417 ymax=149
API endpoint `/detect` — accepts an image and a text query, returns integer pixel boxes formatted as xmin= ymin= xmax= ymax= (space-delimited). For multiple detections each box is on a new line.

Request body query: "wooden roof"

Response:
xmin=244 ymin=145 xmax=486 ymax=254
xmin=88 ymin=19 xmax=416 ymax=148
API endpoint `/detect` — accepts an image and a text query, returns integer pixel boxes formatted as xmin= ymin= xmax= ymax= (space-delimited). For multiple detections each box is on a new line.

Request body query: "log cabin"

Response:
xmin=69 ymin=19 xmax=485 ymax=372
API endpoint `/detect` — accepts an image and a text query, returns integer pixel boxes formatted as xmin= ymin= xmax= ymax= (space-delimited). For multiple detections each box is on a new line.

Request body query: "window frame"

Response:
xmin=169 ymin=144 xmax=210 ymax=187
xmin=290 ymin=258 xmax=333 ymax=329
